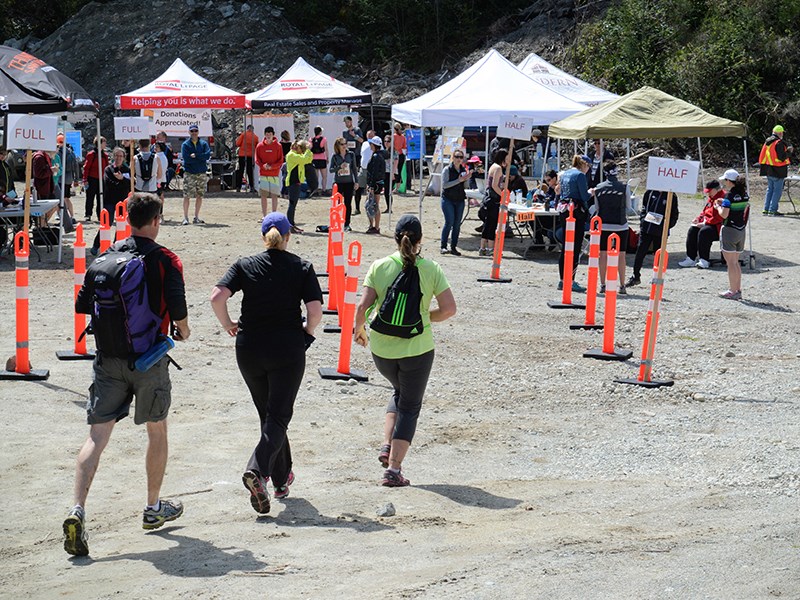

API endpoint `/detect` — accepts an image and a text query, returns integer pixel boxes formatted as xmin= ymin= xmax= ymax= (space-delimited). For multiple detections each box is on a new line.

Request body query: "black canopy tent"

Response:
xmin=0 ymin=45 xmax=100 ymax=263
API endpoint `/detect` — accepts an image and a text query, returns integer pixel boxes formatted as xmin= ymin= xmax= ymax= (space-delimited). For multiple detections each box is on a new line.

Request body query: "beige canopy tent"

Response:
xmin=547 ymin=86 xmax=746 ymax=139
xmin=548 ymin=85 xmax=754 ymax=268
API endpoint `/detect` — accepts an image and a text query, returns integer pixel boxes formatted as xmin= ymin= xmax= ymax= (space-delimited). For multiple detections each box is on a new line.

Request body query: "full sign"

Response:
xmin=497 ymin=114 xmax=534 ymax=141
xmin=646 ymin=157 xmax=700 ymax=194
xmin=5 ymin=114 xmax=59 ymax=151
xmin=114 ymin=117 xmax=152 ymax=140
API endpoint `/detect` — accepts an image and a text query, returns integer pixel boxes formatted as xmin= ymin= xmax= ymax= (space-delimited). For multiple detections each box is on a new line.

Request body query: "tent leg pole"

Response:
xmin=97 ymin=117 xmax=104 ymax=214
xmin=542 ymin=136 xmax=549 ymax=180
xmin=697 ymin=137 xmax=705 ymax=184
xmin=418 ymin=128 xmax=425 ymax=220
xmin=626 ymin=138 xmax=631 ymax=182
xmin=743 ymin=138 xmax=754 ymax=268
xmin=58 ymin=117 xmax=67 ymax=264
xmin=557 ymin=139 xmax=561 ymax=170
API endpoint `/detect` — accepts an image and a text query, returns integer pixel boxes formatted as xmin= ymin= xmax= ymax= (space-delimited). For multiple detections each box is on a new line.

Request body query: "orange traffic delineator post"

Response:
xmin=548 ymin=202 xmax=585 ymax=310
xmin=115 ymin=199 xmax=130 ymax=241
xmin=584 ymin=233 xmax=632 ymax=361
xmin=478 ymin=139 xmax=516 ymax=284
xmin=616 ymin=188 xmax=677 ymax=389
xmin=0 ymin=232 xmax=50 ymax=381
xmin=615 ymin=249 xmax=674 ymax=388
xmin=324 ymin=205 xmax=347 ymax=333
xmin=571 ymin=216 xmax=604 ymax=330
xmin=99 ymin=208 xmax=112 ymax=253
xmin=322 ymin=202 xmax=345 ymax=315
xmin=319 ymin=241 xmax=368 ymax=382
xmin=56 ymin=223 xmax=95 ymax=361
xmin=318 ymin=186 xmax=341 ymax=280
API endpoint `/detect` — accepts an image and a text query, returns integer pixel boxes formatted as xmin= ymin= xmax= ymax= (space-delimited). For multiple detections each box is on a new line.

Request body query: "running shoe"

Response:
xmin=193 ymin=216 xmax=205 ymax=224
xmin=378 ymin=444 xmax=391 ymax=468
xmin=290 ymin=225 xmax=304 ymax=234
xmin=769 ymin=211 xmax=783 ymax=217
xmin=63 ymin=506 xmax=89 ymax=556
xmin=571 ymin=281 xmax=586 ymax=293
xmin=381 ymin=469 xmax=410 ymax=487
xmin=142 ymin=498 xmax=184 ymax=530
xmin=678 ymin=257 xmax=697 ymax=268
xmin=626 ymin=276 xmax=641 ymax=287
xmin=599 ymin=284 xmax=606 ymax=294
xmin=242 ymin=470 xmax=271 ymax=514
xmin=273 ymin=471 xmax=295 ymax=500
xmin=719 ymin=290 xmax=742 ymax=300
xmin=440 ymin=247 xmax=450 ymax=255
xmin=181 ymin=217 xmax=189 ymax=225
xmin=618 ymin=285 xmax=627 ymax=295
xmin=696 ymin=258 xmax=710 ymax=269
xmin=450 ymin=248 xmax=462 ymax=256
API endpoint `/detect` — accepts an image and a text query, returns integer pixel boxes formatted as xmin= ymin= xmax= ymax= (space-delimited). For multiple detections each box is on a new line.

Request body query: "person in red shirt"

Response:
xmin=82 ymin=136 xmax=109 ymax=221
xmin=678 ymin=180 xmax=726 ymax=269
xmin=235 ymin=124 xmax=259 ymax=193
xmin=254 ymin=126 xmax=285 ymax=217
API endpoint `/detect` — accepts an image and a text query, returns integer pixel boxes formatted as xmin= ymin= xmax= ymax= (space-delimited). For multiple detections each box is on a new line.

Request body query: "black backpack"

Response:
xmin=370 ymin=256 xmax=424 ymax=338
xmin=138 ymin=153 xmax=155 ymax=182
xmin=82 ymin=243 xmax=163 ymax=361
xmin=311 ymin=136 xmax=324 ymax=154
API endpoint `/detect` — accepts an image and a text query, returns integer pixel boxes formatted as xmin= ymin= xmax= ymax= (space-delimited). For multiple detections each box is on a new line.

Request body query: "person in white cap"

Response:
xmin=364 ymin=136 xmax=385 ymax=234
xmin=716 ymin=169 xmax=749 ymax=300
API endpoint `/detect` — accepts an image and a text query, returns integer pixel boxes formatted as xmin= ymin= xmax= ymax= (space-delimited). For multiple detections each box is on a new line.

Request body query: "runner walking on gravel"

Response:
xmin=354 ymin=215 xmax=456 ymax=487
xmin=210 ymin=212 xmax=322 ymax=514
xmin=63 ymin=193 xmax=190 ymax=557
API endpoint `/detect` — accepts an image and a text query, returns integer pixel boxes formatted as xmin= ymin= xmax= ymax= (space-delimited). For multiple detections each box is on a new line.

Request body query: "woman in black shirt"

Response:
xmin=210 ymin=212 xmax=323 ymax=514
xmin=440 ymin=149 xmax=469 ymax=255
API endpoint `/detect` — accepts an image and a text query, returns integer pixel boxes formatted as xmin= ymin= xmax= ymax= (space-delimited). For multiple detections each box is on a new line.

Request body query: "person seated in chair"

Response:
xmin=678 ymin=180 xmax=725 ymax=270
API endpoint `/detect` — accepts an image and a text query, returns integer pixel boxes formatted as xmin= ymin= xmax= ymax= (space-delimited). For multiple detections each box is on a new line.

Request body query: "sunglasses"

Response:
xmin=453 ymin=154 xmax=464 ymax=159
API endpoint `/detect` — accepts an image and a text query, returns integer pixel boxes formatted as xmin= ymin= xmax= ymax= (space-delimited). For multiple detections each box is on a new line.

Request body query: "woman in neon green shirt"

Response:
xmin=284 ymin=139 xmax=313 ymax=233
xmin=355 ymin=215 xmax=457 ymax=486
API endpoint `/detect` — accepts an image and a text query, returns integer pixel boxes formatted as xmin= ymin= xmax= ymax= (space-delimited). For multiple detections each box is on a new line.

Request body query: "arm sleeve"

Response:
xmin=441 ymin=167 xmax=462 ymax=190
xmin=216 ymin=261 xmax=242 ymax=296
xmin=577 ymin=173 xmax=591 ymax=204
xmin=432 ymin=262 xmax=451 ymax=296
xmin=75 ymin=275 xmax=95 ymax=314
xmin=669 ymin=195 xmax=680 ymax=228
xmin=160 ymin=249 xmax=188 ymax=321
xmin=302 ymin=262 xmax=324 ymax=303
xmin=201 ymin=141 xmax=212 ymax=161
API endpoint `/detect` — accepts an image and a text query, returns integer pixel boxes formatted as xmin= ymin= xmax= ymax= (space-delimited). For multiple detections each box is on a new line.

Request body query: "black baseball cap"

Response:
xmin=395 ymin=214 xmax=422 ymax=242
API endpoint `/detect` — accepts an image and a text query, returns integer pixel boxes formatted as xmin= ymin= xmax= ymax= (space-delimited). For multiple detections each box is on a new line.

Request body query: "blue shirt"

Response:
xmin=559 ymin=167 xmax=590 ymax=209
xmin=181 ymin=138 xmax=211 ymax=174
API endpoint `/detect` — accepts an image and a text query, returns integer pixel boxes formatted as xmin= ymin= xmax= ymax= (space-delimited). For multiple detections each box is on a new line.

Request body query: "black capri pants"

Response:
xmin=235 ymin=334 xmax=305 ymax=487
xmin=372 ymin=350 xmax=435 ymax=443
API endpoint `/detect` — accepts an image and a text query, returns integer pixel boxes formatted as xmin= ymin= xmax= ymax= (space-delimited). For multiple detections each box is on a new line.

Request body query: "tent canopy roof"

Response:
xmin=0 ymin=45 xmax=97 ymax=115
xmin=117 ymin=58 xmax=245 ymax=110
xmin=391 ymin=49 xmax=586 ymax=128
xmin=247 ymin=57 xmax=371 ymax=110
xmin=517 ymin=52 xmax=618 ymax=107
xmin=547 ymin=86 xmax=747 ymax=139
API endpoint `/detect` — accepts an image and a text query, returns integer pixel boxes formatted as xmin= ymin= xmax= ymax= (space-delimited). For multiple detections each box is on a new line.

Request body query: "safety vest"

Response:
xmin=759 ymin=139 xmax=790 ymax=167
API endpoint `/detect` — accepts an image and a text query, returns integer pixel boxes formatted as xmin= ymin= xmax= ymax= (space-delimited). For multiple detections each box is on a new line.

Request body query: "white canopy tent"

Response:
xmin=116 ymin=58 xmax=245 ymax=110
xmin=517 ymin=52 xmax=619 ymax=107
xmin=391 ymin=49 xmax=587 ymax=216
xmin=246 ymin=57 xmax=371 ymax=110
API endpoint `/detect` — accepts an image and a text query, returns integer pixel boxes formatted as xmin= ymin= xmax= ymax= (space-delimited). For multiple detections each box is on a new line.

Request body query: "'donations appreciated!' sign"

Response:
xmin=114 ymin=117 xmax=152 ymax=140
xmin=646 ymin=157 xmax=700 ymax=194
xmin=4 ymin=114 xmax=59 ymax=151
xmin=497 ymin=114 xmax=534 ymax=141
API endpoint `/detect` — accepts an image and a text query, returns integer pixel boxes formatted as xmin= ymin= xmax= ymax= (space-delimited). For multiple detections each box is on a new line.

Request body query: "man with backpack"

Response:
xmin=134 ymin=138 xmax=162 ymax=194
xmin=63 ymin=192 xmax=190 ymax=557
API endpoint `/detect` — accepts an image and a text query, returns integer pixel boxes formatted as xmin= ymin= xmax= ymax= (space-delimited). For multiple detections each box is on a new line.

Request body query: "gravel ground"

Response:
xmin=0 ymin=177 xmax=798 ymax=599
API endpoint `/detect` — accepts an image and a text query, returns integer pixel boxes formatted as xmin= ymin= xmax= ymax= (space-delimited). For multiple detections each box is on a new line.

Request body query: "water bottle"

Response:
xmin=135 ymin=336 xmax=175 ymax=372
xmin=526 ymin=190 xmax=534 ymax=207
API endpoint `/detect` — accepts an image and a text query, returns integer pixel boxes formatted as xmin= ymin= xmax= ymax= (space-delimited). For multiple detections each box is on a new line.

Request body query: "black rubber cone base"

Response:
xmin=548 ymin=300 xmax=586 ymax=310
xmin=324 ymin=324 xmax=350 ymax=334
xmin=56 ymin=350 xmax=95 ymax=361
xmin=321 ymin=289 xmax=329 ymax=296
xmin=319 ymin=367 xmax=368 ymax=382
xmin=317 ymin=272 xmax=329 ymax=278
xmin=0 ymin=368 xmax=50 ymax=381
xmin=584 ymin=347 xmax=633 ymax=361
xmin=614 ymin=377 xmax=674 ymax=388
xmin=322 ymin=309 xmax=338 ymax=316
xmin=569 ymin=323 xmax=604 ymax=330
xmin=477 ymin=276 xmax=512 ymax=283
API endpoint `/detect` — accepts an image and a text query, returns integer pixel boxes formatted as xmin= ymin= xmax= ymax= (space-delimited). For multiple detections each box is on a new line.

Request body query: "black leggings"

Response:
xmin=633 ymin=232 xmax=661 ymax=279
xmin=84 ymin=178 xmax=102 ymax=219
xmin=685 ymin=225 xmax=719 ymax=262
xmin=235 ymin=156 xmax=254 ymax=190
xmin=372 ymin=350 xmax=434 ymax=443
xmin=383 ymin=172 xmax=392 ymax=210
xmin=235 ymin=339 xmax=305 ymax=486
xmin=336 ymin=181 xmax=355 ymax=226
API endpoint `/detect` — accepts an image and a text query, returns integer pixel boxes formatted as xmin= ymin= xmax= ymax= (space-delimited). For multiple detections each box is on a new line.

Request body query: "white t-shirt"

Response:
xmin=360 ymin=141 xmax=373 ymax=170
xmin=156 ymin=152 xmax=168 ymax=185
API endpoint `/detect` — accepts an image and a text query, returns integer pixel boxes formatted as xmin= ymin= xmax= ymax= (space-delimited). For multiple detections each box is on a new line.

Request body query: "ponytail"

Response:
xmin=263 ymin=228 xmax=287 ymax=249
xmin=399 ymin=233 xmax=417 ymax=270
